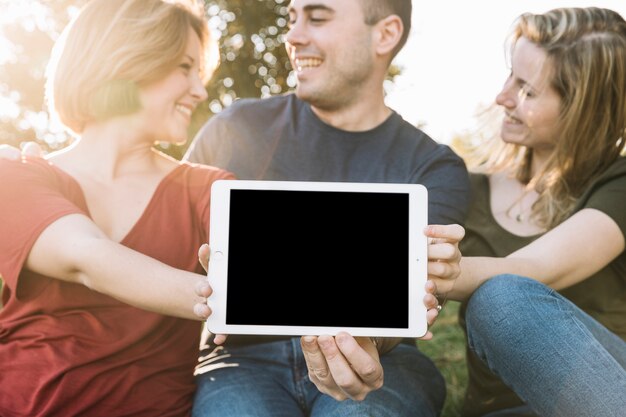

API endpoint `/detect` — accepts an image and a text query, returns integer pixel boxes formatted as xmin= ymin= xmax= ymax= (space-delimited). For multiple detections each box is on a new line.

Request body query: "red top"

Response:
xmin=0 ymin=157 xmax=234 ymax=417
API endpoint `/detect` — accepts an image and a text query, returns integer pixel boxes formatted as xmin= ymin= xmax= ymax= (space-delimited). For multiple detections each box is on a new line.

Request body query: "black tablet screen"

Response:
xmin=225 ymin=189 xmax=410 ymax=329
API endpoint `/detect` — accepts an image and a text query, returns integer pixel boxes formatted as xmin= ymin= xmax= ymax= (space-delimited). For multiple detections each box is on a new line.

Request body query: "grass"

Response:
xmin=417 ymin=300 xmax=468 ymax=417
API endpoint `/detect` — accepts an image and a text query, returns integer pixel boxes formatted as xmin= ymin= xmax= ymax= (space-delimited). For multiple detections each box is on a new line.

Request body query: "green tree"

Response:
xmin=167 ymin=0 xmax=292 ymax=159
xmin=0 ymin=0 xmax=88 ymax=151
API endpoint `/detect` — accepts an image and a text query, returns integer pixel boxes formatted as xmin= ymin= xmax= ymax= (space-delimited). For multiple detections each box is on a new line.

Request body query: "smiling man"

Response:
xmin=186 ymin=0 xmax=470 ymax=416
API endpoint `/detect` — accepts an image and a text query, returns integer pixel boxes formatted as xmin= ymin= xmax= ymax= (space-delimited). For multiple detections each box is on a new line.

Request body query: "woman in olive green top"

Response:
xmin=435 ymin=7 xmax=626 ymax=417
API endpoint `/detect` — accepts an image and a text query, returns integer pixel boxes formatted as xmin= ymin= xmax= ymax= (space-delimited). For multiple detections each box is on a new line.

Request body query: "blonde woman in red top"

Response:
xmin=0 ymin=1 xmax=233 ymax=415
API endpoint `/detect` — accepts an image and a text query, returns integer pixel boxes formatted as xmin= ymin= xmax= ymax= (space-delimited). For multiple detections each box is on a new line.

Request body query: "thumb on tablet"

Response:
xmin=198 ymin=243 xmax=210 ymax=272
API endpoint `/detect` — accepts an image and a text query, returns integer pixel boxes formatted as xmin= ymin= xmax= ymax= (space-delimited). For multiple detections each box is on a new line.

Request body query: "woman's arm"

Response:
xmin=26 ymin=213 xmax=211 ymax=320
xmin=449 ymin=208 xmax=625 ymax=300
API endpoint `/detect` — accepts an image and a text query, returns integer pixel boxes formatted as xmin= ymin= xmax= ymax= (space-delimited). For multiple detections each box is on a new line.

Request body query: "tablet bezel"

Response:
xmin=205 ymin=179 xmax=428 ymax=338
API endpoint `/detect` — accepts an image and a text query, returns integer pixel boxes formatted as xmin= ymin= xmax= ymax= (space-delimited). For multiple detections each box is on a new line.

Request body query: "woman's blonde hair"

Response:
xmin=46 ymin=0 xmax=218 ymax=134
xmin=461 ymin=7 xmax=626 ymax=229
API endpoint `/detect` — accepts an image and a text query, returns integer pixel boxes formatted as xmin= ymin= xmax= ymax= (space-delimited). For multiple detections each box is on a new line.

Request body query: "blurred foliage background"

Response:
xmin=0 ymin=0 xmax=294 ymax=159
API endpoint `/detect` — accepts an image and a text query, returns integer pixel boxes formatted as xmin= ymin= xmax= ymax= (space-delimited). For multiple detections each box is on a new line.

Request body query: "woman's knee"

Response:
xmin=465 ymin=275 xmax=547 ymax=346
xmin=467 ymin=274 xmax=534 ymax=313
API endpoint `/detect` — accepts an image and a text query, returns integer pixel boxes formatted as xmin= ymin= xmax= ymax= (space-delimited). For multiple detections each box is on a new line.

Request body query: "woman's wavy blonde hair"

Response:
xmin=46 ymin=0 xmax=218 ymax=135
xmin=459 ymin=7 xmax=626 ymax=229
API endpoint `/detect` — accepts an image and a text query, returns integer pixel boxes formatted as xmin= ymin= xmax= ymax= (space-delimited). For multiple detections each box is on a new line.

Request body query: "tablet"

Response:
xmin=205 ymin=180 xmax=429 ymax=338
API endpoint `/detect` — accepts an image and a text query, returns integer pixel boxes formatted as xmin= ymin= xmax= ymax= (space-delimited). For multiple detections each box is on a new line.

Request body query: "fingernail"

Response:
xmin=318 ymin=337 xmax=332 ymax=349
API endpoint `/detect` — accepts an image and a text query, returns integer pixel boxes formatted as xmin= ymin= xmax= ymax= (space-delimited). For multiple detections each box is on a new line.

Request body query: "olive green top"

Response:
xmin=459 ymin=156 xmax=626 ymax=416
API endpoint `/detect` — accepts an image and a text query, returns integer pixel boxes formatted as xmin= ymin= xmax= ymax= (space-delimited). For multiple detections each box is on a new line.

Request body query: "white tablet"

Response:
xmin=205 ymin=180 xmax=429 ymax=338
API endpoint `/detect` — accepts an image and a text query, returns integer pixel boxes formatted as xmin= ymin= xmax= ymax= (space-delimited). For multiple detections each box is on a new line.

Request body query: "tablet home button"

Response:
xmin=213 ymin=251 xmax=224 ymax=260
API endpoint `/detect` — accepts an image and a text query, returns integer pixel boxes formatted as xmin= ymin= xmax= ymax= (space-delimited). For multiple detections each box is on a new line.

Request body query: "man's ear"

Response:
xmin=373 ymin=14 xmax=403 ymax=57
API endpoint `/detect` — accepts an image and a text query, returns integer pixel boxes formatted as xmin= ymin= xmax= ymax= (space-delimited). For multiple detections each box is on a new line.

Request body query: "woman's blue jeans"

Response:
xmin=465 ymin=275 xmax=626 ymax=417
xmin=191 ymin=338 xmax=445 ymax=417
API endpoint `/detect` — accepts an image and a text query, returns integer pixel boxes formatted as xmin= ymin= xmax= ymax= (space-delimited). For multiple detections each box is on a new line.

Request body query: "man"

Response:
xmin=187 ymin=0 xmax=470 ymax=416
xmin=0 ymin=0 xmax=467 ymax=414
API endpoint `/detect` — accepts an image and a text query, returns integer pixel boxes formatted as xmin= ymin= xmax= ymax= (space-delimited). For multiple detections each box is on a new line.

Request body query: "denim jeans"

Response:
xmin=465 ymin=275 xmax=626 ymax=417
xmin=192 ymin=338 xmax=445 ymax=417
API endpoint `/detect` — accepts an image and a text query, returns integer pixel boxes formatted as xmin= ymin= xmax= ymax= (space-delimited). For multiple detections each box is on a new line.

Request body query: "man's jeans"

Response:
xmin=466 ymin=275 xmax=626 ymax=417
xmin=192 ymin=338 xmax=445 ymax=417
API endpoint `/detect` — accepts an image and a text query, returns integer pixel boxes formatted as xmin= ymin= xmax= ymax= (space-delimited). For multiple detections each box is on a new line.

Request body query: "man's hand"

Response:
xmin=424 ymin=224 xmax=465 ymax=305
xmin=301 ymin=333 xmax=383 ymax=401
